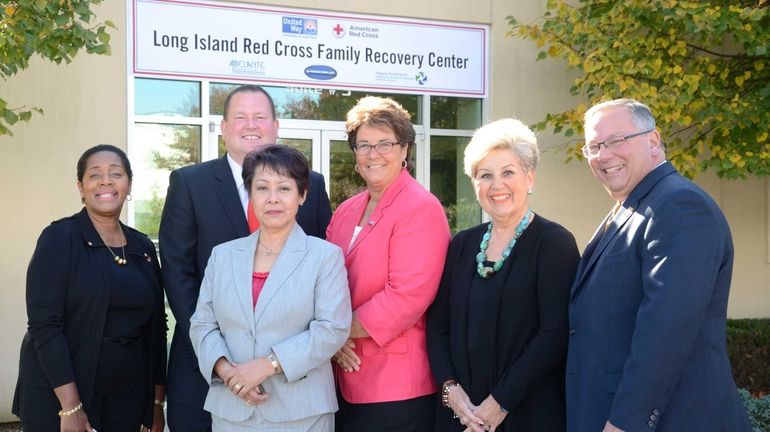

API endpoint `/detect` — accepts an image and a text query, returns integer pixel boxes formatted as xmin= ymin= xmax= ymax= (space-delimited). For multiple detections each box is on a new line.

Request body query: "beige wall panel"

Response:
xmin=238 ymin=0 xmax=491 ymax=23
xmin=0 ymin=1 xmax=125 ymax=421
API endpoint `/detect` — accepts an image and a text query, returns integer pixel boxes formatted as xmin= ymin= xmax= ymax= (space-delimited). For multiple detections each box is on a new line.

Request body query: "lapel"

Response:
xmin=213 ymin=155 xmax=250 ymax=238
xmin=571 ymin=162 xmax=677 ymax=299
xmin=346 ymin=169 xmax=411 ymax=256
xmin=252 ymin=223 xmax=308 ymax=325
xmin=230 ymin=232 xmax=259 ymax=335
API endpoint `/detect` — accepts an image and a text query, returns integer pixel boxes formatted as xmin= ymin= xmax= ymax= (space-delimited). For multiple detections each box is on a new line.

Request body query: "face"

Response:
xmin=354 ymin=124 xmax=408 ymax=192
xmin=249 ymin=166 xmax=306 ymax=232
xmin=584 ymin=108 xmax=662 ymax=202
xmin=77 ymin=151 xmax=131 ymax=218
xmin=473 ymin=148 xmax=534 ymax=224
xmin=220 ymin=91 xmax=279 ymax=165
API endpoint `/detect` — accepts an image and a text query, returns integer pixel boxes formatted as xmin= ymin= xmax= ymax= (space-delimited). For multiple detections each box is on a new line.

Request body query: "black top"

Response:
xmin=427 ymin=214 xmax=580 ymax=431
xmin=102 ymin=242 xmax=154 ymax=340
xmin=13 ymin=208 xmax=166 ymax=428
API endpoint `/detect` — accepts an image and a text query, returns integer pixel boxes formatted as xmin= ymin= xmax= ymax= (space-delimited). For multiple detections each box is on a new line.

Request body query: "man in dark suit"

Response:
xmin=566 ymin=99 xmax=750 ymax=432
xmin=159 ymin=85 xmax=332 ymax=431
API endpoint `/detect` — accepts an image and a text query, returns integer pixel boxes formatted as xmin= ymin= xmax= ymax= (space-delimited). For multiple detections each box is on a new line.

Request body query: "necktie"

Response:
xmin=247 ymin=198 xmax=260 ymax=233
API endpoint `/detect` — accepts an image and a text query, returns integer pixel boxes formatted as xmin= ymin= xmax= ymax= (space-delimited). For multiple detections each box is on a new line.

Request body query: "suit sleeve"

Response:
xmin=189 ymin=249 xmax=234 ymax=383
xmin=608 ymin=190 xmax=727 ymax=430
xmin=149 ymin=243 xmax=168 ymax=386
xmin=356 ymin=198 xmax=451 ymax=346
xmin=426 ymin=232 xmax=465 ymax=386
xmin=159 ymin=169 xmax=199 ymax=354
xmin=491 ymin=226 xmax=579 ymax=411
xmin=25 ymin=225 xmax=77 ymax=388
xmin=272 ymin=246 xmax=352 ymax=383
xmin=316 ymin=174 xmax=332 ymax=239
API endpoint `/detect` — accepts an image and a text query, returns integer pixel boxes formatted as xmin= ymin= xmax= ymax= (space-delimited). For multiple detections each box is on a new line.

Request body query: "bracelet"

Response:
xmin=267 ymin=351 xmax=280 ymax=375
xmin=154 ymin=399 xmax=166 ymax=408
xmin=441 ymin=380 xmax=460 ymax=408
xmin=58 ymin=402 xmax=83 ymax=417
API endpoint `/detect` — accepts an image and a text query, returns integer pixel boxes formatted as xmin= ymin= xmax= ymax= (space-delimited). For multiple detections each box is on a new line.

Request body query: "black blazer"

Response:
xmin=13 ymin=208 xmax=166 ymax=427
xmin=159 ymin=154 xmax=331 ymax=409
xmin=427 ymin=214 xmax=579 ymax=431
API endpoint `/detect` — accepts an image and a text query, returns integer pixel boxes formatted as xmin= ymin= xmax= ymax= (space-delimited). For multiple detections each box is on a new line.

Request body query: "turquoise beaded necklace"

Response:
xmin=476 ymin=209 xmax=534 ymax=278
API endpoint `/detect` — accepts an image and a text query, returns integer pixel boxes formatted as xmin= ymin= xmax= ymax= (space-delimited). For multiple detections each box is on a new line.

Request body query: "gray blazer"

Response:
xmin=190 ymin=223 xmax=351 ymax=423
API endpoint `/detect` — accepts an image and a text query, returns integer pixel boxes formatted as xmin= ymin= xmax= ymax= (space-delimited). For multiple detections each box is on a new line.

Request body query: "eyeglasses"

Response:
xmin=582 ymin=129 xmax=654 ymax=158
xmin=353 ymin=141 xmax=399 ymax=155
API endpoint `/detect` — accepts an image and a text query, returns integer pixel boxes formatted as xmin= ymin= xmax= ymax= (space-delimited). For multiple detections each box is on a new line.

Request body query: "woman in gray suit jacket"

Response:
xmin=190 ymin=145 xmax=352 ymax=431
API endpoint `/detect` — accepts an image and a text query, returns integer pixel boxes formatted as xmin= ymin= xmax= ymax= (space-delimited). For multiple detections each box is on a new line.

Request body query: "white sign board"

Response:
xmin=130 ymin=0 xmax=489 ymax=97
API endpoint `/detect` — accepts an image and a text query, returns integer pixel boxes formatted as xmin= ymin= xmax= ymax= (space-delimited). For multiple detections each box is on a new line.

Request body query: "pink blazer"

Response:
xmin=326 ymin=169 xmax=450 ymax=403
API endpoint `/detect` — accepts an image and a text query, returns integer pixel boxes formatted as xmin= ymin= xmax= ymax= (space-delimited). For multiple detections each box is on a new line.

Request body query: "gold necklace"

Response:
xmin=258 ymin=239 xmax=286 ymax=256
xmin=96 ymin=227 xmax=127 ymax=265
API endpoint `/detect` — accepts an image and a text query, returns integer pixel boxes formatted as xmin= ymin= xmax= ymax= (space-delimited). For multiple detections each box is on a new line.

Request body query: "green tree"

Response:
xmin=1 ymin=0 xmax=114 ymax=135
xmin=508 ymin=0 xmax=770 ymax=179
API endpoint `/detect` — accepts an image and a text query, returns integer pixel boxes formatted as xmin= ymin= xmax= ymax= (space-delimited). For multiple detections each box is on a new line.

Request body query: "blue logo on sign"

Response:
xmin=305 ymin=65 xmax=337 ymax=80
xmin=283 ymin=16 xmax=317 ymax=36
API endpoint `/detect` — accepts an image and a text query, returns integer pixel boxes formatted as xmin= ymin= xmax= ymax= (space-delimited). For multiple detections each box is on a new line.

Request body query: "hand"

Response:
xmin=471 ymin=395 xmax=507 ymax=431
xmin=149 ymin=402 xmax=165 ymax=432
xmin=603 ymin=421 xmax=625 ymax=432
xmin=221 ymin=357 xmax=273 ymax=398
xmin=445 ymin=384 xmax=485 ymax=432
xmin=333 ymin=339 xmax=361 ymax=372
xmin=60 ymin=408 xmax=93 ymax=432
xmin=242 ymin=388 xmax=270 ymax=406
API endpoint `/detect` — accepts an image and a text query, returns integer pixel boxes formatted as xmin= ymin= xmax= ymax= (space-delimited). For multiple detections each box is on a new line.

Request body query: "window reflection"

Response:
xmin=135 ymin=78 xmax=200 ymax=117
xmin=210 ymin=83 xmax=421 ymax=123
xmin=430 ymin=136 xmax=479 ymax=233
xmin=430 ymin=97 xmax=481 ymax=129
xmin=132 ymin=123 xmax=201 ymax=239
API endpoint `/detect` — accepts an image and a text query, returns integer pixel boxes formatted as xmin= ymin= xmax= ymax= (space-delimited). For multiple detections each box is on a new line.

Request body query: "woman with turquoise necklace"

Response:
xmin=426 ymin=118 xmax=580 ymax=432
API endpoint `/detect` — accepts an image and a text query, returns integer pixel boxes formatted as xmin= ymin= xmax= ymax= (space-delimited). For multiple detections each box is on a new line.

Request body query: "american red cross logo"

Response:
xmin=333 ymin=24 xmax=344 ymax=36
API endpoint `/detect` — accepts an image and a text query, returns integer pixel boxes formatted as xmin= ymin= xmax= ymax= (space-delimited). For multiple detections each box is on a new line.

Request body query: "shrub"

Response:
xmin=739 ymin=388 xmax=770 ymax=432
xmin=728 ymin=318 xmax=770 ymax=396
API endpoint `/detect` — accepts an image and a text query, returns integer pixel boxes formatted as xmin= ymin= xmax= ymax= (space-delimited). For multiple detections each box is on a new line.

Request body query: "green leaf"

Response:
xmin=4 ymin=109 xmax=19 ymax=125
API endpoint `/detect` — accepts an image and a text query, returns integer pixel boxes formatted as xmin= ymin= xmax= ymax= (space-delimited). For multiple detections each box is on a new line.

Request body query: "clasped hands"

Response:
xmin=332 ymin=339 xmax=361 ymax=372
xmin=446 ymin=385 xmax=507 ymax=432
xmin=215 ymin=357 xmax=273 ymax=406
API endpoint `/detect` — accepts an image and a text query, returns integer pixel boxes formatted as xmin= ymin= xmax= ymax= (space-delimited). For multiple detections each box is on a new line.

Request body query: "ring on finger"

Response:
xmin=234 ymin=383 xmax=243 ymax=391
xmin=245 ymin=399 xmax=252 ymax=405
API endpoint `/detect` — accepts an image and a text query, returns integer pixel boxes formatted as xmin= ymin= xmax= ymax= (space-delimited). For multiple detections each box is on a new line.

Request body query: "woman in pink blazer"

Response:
xmin=327 ymin=96 xmax=450 ymax=431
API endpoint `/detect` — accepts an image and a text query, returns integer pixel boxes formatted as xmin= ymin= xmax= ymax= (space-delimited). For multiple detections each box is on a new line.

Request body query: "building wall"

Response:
xmin=0 ymin=0 xmax=767 ymax=421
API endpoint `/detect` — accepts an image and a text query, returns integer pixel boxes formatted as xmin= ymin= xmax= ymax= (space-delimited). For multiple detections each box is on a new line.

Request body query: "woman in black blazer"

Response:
xmin=426 ymin=119 xmax=579 ymax=432
xmin=13 ymin=145 xmax=166 ymax=432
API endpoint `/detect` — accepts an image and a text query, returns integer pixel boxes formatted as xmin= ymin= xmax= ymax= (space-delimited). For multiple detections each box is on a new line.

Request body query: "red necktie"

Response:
xmin=247 ymin=198 xmax=260 ymax=233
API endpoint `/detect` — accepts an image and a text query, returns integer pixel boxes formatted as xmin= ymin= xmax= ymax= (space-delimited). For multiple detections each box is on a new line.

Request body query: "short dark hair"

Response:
xmin=242 ymin=145 xmax=309 ymax=197
xmin=223 ymin=85 xmax=277 ymax=120
xmin=76 ymin=144 xmax=133 ymax=182
xmin=345 ymin=96 xmax=415 ymax=153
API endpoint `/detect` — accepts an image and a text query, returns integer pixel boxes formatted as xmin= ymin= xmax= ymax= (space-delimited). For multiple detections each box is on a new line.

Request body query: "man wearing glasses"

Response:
xmin=565 ymin=99 xmax=750 ymax=432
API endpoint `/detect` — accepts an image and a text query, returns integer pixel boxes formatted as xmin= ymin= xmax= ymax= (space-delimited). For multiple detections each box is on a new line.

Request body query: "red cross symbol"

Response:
xmin=333 ymin=24 xmax=344 ymax=35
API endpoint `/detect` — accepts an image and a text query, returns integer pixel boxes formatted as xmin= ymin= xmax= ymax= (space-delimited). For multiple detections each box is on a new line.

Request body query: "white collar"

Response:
xmin=226 ymin=153 xmax=244 ymax=188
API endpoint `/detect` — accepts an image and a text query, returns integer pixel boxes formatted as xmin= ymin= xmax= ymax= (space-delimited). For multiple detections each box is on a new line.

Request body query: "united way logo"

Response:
xmin=282 ymin=16 xmax=318 ymax=36
xmin=415 ymin=71 xmax=428 ymax=85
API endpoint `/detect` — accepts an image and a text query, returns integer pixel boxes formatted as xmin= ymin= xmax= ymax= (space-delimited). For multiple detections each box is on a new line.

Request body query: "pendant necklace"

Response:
xmin=95 ymin=227 xmax=127 ymax=265
xmin=476 ymin=209 xmax=533 ymax=278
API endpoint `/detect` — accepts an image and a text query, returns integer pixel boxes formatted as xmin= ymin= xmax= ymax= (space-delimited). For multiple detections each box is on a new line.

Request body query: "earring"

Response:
xmin=527 ymin=189 xmax=533 ymax=196
xmin=81 ymin=197 xmax=85 ymax=204
xmin=401 ymin=160 xmax=408 ymax=169
xmin=127 ymin=194 xmax=132 ymax=201
xmin=354 ymin=165 xmax=360 ymax=173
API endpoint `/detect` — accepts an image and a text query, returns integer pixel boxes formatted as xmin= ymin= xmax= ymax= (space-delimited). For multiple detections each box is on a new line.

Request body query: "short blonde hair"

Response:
xmin=464 ymin=118 xmax=539 ymax=178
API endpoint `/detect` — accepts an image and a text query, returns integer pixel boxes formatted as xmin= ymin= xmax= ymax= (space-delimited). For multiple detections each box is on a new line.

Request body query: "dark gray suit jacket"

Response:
xmin=566 ymin=162 xmax=750 ymax=432
xmin=159 ymin=155 xmax=331 ymax=412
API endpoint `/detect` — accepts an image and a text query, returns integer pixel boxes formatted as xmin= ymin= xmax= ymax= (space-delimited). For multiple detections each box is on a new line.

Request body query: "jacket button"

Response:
xmin=569 ymin=328 xmax=576 ymax=336
xmin=87 ymin=241 xmax=93 ymax=246
xmin=649 ymin=414 xmax=657 ymax=421
xmin=647 ymin=420 xmax=655 ymax=428
xmin=652 ymin=409 xmax=660 ymax=416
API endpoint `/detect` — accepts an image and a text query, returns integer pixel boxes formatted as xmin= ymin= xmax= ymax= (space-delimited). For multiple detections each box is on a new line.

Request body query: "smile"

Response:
xmin=603 ymin=164 xmax=625 ymax=174
xmin=489 ymin=194 xmax=511 ymax=202
xmin=242 ymin=134 xmax=261 ymax=140
xmin=95 ymin=192 xmax=118 ymax=199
